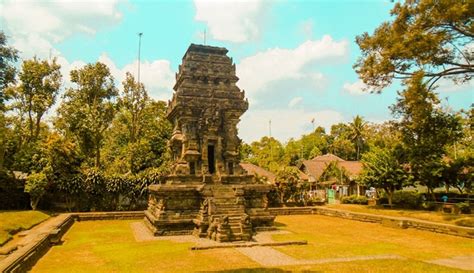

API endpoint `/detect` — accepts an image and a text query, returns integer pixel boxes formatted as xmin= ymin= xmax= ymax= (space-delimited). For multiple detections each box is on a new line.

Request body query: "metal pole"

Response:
xmin=138 ymin=32 xmax=143 ymax=84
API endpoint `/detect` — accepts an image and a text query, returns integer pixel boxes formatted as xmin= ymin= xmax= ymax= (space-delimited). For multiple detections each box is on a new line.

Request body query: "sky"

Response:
xmin=1 ymin=0 xmax=472 ymax=143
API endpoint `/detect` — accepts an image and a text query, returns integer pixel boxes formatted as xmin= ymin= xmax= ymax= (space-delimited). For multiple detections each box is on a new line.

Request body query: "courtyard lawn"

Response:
xmin=31 ymin=215 xmax=473 ymax=273
xmin=326 ymin=204 xmax=474 ymax=226
xmin=0 ymin=210 xmax=50 ymax=245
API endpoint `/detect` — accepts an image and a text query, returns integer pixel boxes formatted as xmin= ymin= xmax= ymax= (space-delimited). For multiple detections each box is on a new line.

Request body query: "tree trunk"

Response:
xmin=28 ymin=110 xmax=34 ymax=142
xmin=34 ymin=113 xmax=43 ymax=140
xmin=30 ymin=197 xmax=39 ymax=210
xmin=427 ymin=186 xmax=436 ymax=201
xmin=386 ymin=189 xmax=393 ymax=206
xmin=95 ymin=144 xmax=100 ymax=167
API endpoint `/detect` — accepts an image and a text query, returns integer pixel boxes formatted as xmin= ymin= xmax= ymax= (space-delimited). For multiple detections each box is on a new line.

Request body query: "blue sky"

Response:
xmin=1 ymin=0 xmax=472 ymax=143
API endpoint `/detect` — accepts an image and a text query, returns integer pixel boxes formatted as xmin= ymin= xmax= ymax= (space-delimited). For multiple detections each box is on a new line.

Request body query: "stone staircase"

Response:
xmin=207 ymin=185 xmax=252 ymax=242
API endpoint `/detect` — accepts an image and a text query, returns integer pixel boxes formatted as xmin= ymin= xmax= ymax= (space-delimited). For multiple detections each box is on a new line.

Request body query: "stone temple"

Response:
xmin=145 ymin=44 xmax=275 ymax=242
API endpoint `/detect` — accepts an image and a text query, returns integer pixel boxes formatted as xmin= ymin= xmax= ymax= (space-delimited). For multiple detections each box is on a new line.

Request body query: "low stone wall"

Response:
xmin=269 ymin=206 xmax=474 ymax=239
xmin=0 ymin=211 xmax=145 ymax=273
xmin=0 ymin=214 xmax=74 ymax=273
xmin=73 ymin=211 xmax=145 ymax=221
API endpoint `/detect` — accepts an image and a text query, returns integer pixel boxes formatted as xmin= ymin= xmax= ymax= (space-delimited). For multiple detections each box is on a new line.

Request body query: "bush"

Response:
xmin=391 ymin=191 xmax=422 ymax=209
xmin=456 ymin=202 xmax=471 ymax=214
xmin=341 ymin=195 xmax=368 ymax=205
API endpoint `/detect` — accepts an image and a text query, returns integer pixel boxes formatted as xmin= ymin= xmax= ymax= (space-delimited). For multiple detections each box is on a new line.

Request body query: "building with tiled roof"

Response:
xmin=299 ymin=153 xmax=364 ymax=196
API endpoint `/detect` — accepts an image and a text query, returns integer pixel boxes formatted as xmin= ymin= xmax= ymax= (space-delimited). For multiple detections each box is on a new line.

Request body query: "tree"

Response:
xmin=114 ymin=72 xmax=149 ymax=173
xmin=329 ymin=123 xmax=356 ymax=160
xmin=0 ymin=32 xmax=19 ymax=169
xmin=275 ymin=166 xmax=301 ymax=204
xmin=248 ymin=137 xmax=284 ymax=172
xmin=348 ymin=115 xmax=367 ymax=160
xmin=355 ymin=0 xmax=473 ymax=93
xmin=359 ymin=146 xmax=411 ymax=206
xmin=102 ymin=99 xmax=171 ymax=174
xmin=25 ymin=171 xmax=48 ymax=210
xmin=56 ymin=62 xmax=118 ymax=167
xmin=0 ymin=31 xmax=19 ymax=106
xmin=6 ymin=57 xmax=62 ymax=142
xmin=392 ymin=72 xmax=463 ymax=198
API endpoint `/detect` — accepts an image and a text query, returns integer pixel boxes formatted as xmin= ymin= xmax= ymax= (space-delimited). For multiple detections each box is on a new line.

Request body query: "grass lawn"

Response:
xmin=31 ymin=215 xmax=473 ymax=273
xmin=326 ymin=204 xmax=474 ymax=226
xmin=0 ymin=210 xmax=50 ymax=245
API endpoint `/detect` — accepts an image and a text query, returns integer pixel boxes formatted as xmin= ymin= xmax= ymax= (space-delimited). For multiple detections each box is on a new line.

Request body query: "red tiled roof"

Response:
xmin=300 ymin=154 xmax=363 ymax=181
xmin=239 ymin=162 xmax=276 ymax=183
xmin=338 ymin=161 xmax=363 ymax=177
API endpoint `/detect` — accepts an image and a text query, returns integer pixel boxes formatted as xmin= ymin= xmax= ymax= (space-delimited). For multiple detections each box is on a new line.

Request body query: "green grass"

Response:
xmin=326 ymin=204 xmax=474 ymax=226
xmin=272 ymin=215 xmax=473 ymax=261
xmin=0 ymin=210 xmax=50 ymax=245
xmin=31 ymin=216 xmax=474 ymax=272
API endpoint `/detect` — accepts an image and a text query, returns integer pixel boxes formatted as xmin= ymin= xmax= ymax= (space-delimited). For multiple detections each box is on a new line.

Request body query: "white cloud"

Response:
xmin=1 ymin=0 xmax=123 ymax=59
xmin=288 ymin=97 xmax=303 ymax=108
xmin=436 ymin=78 xmax=474 ymax=93
xmin=194 ymin=0 xmax=266 ymax=43
xmin=342 ymin=79 xmax=370 ymax=96
xmin=238 ymin=108 xmax=344 ymax=143
xmin=97 ymin=54 xmax=175 ymax=101
xmin=237 ymin=35 xmax=348 ymax=101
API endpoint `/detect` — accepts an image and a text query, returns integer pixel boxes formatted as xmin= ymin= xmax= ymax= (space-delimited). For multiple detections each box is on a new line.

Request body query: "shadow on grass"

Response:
xmin=198 ymin=268 xmax=321 ymax=273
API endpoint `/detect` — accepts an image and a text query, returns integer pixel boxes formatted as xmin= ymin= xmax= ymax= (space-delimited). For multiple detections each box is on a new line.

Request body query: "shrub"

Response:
xmin=391 ymin=191 xmax=422 ymax=209
xmin=25 ymin=172 xmax=48 ymax=210
xmin=456 ymin=202 xmax=471 ymax=214
xmin=341 ymin=195 xmax=368 ymax=205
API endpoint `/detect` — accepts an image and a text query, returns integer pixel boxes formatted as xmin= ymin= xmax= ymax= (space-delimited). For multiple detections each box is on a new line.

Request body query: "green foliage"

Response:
xmin=246 ymin=136 xmax=284 ymax=172
xmin=341 ymin=195 xmax=368 ymax=205
xmin=348 ymin=115 xmax=367 ymax=160
xmin=359 ymin=146 xmax=411 ymax=206
xmin=455 ymin=202 xmax=471 ymax=214
xmin=102 ymin=99 xmax=171 ymax=174
xmin=354 ymin=0 xmax=473 ymax=93
xmin=391 ymin=191 xmax=423 ymax=209
xmin=0 ymin=31 xmax=19 ymax=103
xmin=319 ymin=161 xmax=349 ymax=183
xmin=392 ymin=72 xmax=463 ymax=197
xmin=25 ymin=171 xmax=48 ymax=210
xmin=56 ymin=62 xmax=118 ymax=167
xmin=6 ymin=57 xmax=61 ymax=142
xmin=275 ymin=166 xmax=301 ymax=204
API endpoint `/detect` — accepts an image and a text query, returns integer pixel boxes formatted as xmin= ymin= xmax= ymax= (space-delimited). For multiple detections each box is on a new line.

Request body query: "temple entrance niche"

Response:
xmin=208 ymin=144 xmax=215 ymax=174
xmin=145 ymin=44 xmax=275 ymax=242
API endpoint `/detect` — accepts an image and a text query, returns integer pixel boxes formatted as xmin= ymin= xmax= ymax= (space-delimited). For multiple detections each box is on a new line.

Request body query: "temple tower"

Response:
xmin=145 ymin=44 xmax=274 ymax=242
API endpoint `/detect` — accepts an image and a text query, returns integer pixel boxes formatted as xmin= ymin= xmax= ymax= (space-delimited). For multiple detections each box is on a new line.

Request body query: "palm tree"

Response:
xmin=349 ymin=115 xmax=367 ymax=160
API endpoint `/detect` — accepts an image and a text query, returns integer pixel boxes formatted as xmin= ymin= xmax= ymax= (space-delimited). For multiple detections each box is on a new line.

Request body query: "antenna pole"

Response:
xmin=138 ymin=32 xmax=143 ymax=84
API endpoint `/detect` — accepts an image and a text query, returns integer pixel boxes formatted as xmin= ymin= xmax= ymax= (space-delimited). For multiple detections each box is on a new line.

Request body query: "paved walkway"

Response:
xmin=130 ymin=221 xmax=292 ymax=248
xmin=237 ymin=246 xmax=403 ymax=267
xmin=427 ymin=255 xmax=474 ymax=271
